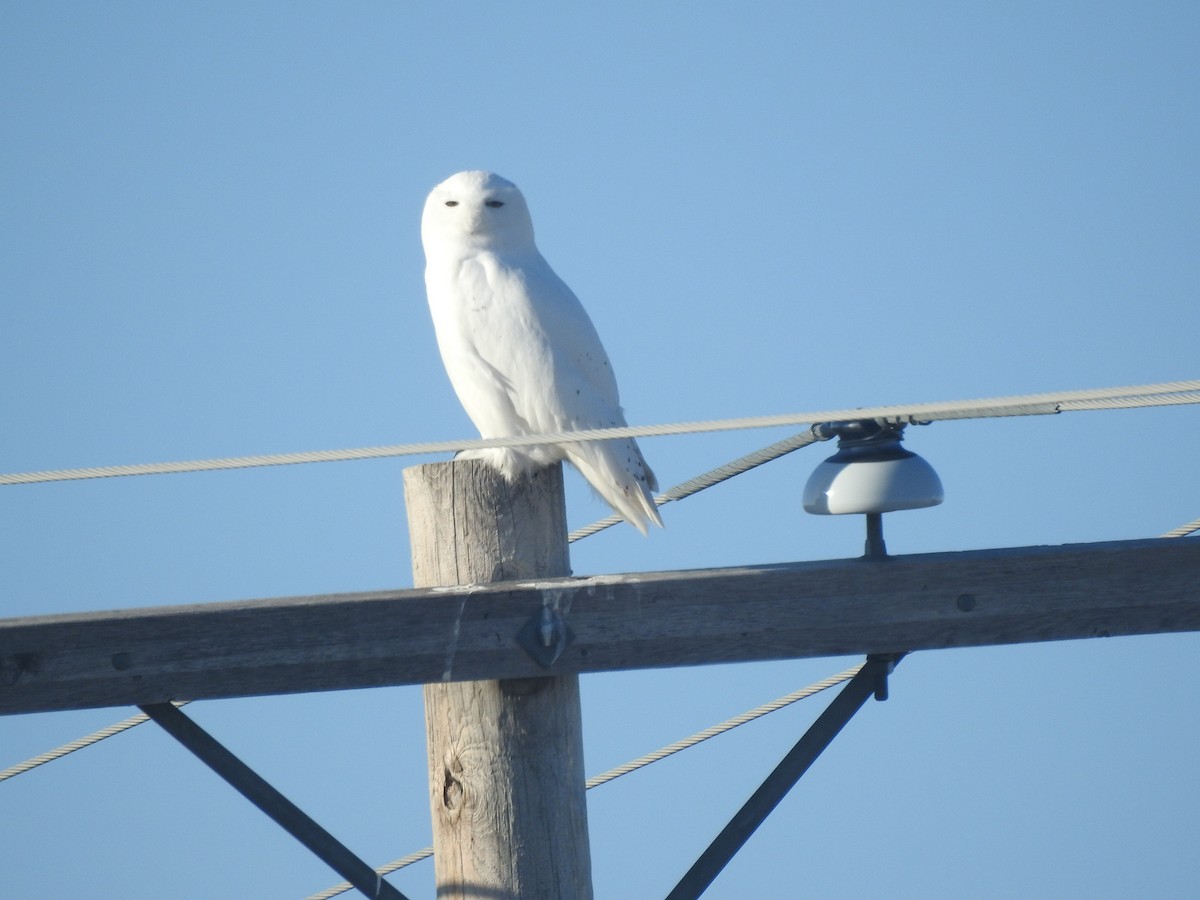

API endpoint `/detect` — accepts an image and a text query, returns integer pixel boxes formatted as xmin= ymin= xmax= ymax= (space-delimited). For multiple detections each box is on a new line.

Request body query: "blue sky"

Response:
xmin=2 ymin=3 xmax=1198 ymax=898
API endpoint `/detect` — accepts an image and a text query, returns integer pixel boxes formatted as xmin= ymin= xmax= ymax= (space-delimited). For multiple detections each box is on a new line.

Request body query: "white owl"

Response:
xmin=421 ymin=170 xmax=663 ymax=534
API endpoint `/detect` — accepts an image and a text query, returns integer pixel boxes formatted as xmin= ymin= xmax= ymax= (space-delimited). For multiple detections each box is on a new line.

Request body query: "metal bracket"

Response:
xmin=517 ymin=605 xmax=574 ymax=668
xmin=871 ymin=651 xmax=898 ymax=700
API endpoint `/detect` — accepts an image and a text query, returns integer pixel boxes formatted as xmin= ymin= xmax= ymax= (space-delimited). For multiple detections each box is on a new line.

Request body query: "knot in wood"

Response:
xmin=442 ymin=756 xmax=465 ymax=818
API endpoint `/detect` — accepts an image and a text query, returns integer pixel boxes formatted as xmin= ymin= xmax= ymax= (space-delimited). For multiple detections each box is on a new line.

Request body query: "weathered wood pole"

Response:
xmin=403 ymin=458 xmax=593 ymax=899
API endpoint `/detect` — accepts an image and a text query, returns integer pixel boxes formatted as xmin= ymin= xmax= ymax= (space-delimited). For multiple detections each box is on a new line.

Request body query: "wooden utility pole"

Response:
xmin=403 ymin=459 xmax=593 ymax=899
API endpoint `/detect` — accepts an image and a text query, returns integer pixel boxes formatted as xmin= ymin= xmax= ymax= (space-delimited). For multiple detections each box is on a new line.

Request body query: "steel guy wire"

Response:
xmin=1057 ymin=391 xmax=1200 ymax=411
xmin=0 ymin=702 xmax=189 ymax=783
xmin=568 ymin=430 xmax=821 ymax=542
xmin=580 ymin=663 xmax=866 ymax=789
xmin=1161 ymin=518 xmax=1200 ymax=539
xmin=2 ymin=378 xmax=1198 ymax=486
xmin=303 ymin=664 xmax=864 ymax=900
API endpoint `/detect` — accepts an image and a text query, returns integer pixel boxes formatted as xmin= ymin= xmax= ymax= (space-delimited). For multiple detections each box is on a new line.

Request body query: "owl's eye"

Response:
xmin=485 ymin=200 xmax=505 ymax=208
xmin=444 ymin=200 xmax=459 ymax=207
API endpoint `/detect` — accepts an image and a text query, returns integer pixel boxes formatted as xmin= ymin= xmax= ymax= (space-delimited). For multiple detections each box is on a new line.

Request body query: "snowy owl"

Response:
xmin=421 ymin=170 xmax=663 ymax=534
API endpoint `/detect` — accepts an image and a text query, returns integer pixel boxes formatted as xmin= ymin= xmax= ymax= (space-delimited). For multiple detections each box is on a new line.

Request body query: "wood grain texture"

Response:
xmin=405 ymin=460 xmax=592 ymax=900
xmin=1 ymin=537 xmax=1198 ymax=716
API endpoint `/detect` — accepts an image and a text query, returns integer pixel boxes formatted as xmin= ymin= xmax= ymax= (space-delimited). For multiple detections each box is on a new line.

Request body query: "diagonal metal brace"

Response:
xmin=139 ymin=702 xmax=409 ymax=900
xmin=666 ymin=653 xmax=905 ymax=900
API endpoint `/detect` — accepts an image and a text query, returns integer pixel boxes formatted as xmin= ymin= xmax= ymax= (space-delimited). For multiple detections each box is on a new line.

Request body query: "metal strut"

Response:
xmin=666 ymin=653 xmax=904 ymax=900
xmin=139 ymin=702 xmax=409 ymax=900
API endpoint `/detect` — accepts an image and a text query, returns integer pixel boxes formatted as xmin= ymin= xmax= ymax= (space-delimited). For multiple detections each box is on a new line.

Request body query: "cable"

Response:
xmin=3 ymin=379 xmax=1198 ymax=486
xmin=305 ymin=851 xmax=431 ymax=900
xmin=304 ymin=664 xmax=863 ymax=899
xmin=1161 ymin=518 xmax=1200 ymax=539
xmin=582 ymin=663 xmax=864 ymax=789
xmin=569 ymin=430 xmax=820 ymax=542
xmin=1059 ymin=391 xmax=1200 ymax=411
xmin=0 ymin=701 xmax=188 ymax=783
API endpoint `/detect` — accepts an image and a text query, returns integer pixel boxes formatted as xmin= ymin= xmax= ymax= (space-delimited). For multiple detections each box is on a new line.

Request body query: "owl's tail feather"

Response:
xmin=566 ymin=439 xmax=663 ymax=536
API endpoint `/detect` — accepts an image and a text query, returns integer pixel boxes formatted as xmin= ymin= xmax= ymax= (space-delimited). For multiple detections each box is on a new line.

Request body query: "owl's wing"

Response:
xmin=495 ymin=255 xmax=662 ymax=532
xmin=433 ymin=251 xmax=623 ymax=434
xmin=502 ymin=254 xmax=624 ymax=428
xmin=427 ymin=250 xmax=662 ymax=532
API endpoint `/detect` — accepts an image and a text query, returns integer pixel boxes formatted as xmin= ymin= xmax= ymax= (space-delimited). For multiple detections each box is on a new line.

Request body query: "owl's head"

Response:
xmin=421 ymin=170 xmax=537 ymax=256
